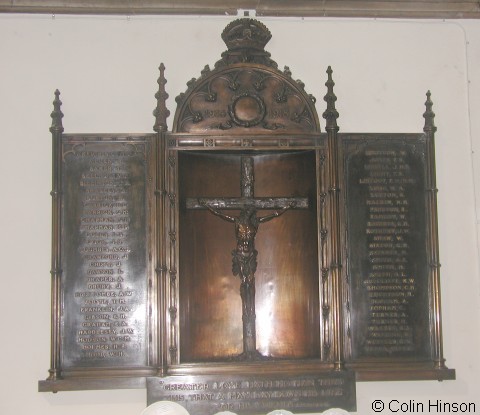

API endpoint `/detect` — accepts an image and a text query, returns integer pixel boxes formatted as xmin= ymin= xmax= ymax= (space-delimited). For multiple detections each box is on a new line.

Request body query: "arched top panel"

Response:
xmin=172 ymin=19 xmax=320 ymax=134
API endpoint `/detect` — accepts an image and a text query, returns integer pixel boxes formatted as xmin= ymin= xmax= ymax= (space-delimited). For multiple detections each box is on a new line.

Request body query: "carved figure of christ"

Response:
xmin=186 ymin=156 xmax=308 ymax=360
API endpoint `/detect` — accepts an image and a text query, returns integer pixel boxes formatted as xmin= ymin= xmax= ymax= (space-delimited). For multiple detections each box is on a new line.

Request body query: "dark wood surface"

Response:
xmin=1 ymin=0 xmax=479 ymax=18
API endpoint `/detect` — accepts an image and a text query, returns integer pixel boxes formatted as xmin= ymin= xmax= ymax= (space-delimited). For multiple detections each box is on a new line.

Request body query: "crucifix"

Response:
xmin=186 ymin=156 xmax=309 ymax=360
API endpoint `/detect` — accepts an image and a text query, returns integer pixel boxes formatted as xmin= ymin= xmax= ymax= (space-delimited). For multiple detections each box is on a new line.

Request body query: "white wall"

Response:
xmin=0 ymin=13 xmax=479 ymax=415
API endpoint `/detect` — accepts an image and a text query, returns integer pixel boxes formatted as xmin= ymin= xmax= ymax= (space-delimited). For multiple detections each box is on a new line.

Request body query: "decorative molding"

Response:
xmin=1 ymin=0 xmax=479 ymax=19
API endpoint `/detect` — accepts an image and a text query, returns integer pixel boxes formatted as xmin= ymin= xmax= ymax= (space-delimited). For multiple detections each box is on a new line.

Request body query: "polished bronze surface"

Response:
xmin=186 ymin=156 xmax=309 ymax=361
xmin=178 ymin=151 xmax=320 ymax=363
xmin=41 ymin=17 xmax=454 ymax=412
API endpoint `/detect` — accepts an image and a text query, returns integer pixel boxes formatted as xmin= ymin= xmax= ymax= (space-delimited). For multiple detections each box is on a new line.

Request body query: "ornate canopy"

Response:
xmin=172 ymin=19 xmax=320 ymax=134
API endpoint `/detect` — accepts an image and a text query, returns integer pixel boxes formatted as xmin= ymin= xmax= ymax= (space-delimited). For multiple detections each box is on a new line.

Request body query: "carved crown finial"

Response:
xmin=423 ymin=90 xmax=437 ymax=134
xmin=221 ymin=19 xmax=272 ymax=51
xmin=50 ymin=89 xmax=64 ymax=134
xmin=322 ymin=66 xmax=339 ymax=130
xmin=153 ymin=63 xmax=170 ymax=132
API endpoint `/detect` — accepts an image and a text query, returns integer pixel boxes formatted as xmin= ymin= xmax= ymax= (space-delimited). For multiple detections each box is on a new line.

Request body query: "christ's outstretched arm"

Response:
xmin=258 ymin=201 xmax=297 ymax=224
xmin=199 ymin=199 xmax=236 ymax=223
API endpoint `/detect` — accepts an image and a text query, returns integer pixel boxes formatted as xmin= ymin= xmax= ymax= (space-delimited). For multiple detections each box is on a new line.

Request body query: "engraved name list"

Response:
xmin=61 ymin=138 xmax=151 ymax=368
xmin=345 ymin=138 xmax=430 ymax=359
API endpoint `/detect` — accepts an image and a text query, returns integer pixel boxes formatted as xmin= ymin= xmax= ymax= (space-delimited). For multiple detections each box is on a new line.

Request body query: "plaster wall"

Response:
xmin=0 ymin=14 xmax=478 ymax=415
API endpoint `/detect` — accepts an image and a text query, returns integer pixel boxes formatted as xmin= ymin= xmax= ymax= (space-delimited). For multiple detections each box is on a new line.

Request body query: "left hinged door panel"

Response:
xmin=40 ymin=134 xmax=158 ymax=392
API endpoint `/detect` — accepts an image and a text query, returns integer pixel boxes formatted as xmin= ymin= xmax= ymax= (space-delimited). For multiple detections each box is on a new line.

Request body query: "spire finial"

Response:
xmin=423 ymin=90 xmax=437 ymax=134
xmin=322 ymin=66 xmax=339 ymax=131
xmin=50 ymin=89 xmax=64 ymax=134
xmin=153 ymin=63 xmax=170 ymax=132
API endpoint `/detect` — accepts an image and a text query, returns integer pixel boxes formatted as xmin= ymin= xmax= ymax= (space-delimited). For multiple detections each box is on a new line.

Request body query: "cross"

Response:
xmin=186 ymin=156 xmax=309 ymax=360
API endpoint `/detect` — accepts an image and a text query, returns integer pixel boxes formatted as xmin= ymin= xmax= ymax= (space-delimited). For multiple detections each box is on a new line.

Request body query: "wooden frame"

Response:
xmin=1 ymin=0 xmax=480 ymax=19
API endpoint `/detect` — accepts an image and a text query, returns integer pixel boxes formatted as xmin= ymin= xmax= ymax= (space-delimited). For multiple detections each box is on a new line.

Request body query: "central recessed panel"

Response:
xmin=179 ymin=151 xmax=319 ymax=362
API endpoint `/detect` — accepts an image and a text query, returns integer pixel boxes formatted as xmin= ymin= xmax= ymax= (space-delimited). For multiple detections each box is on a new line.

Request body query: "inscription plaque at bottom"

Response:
xmin=147 ymin=372 xmax=356 ymax=414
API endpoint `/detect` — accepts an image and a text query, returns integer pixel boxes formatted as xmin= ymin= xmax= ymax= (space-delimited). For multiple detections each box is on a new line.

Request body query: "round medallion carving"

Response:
xmin=229 ymin=93 xmax=266 ymax=127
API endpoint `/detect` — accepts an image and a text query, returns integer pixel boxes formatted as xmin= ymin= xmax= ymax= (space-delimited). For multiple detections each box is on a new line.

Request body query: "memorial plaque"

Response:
xmin=344 ymin=135 xmax=430 ymax=359
xmin=61 ymin=135 xmax=153 ymax=368
xmin=147 ymin=372 xmax=356 ymax=414
xmin=41 ymin=17 xmax=454 ymax=405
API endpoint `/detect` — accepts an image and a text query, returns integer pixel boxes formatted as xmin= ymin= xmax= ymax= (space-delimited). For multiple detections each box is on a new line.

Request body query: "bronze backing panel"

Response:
xmin=178 ymin=151 xmax=319 ymax=362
